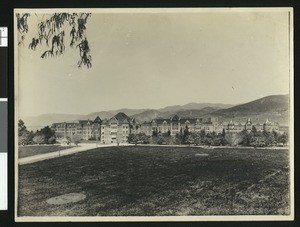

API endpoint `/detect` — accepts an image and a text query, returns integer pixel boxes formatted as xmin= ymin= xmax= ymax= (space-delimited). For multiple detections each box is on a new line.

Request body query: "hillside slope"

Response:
xmin=208 ymin=95 xmax=289 ymax=125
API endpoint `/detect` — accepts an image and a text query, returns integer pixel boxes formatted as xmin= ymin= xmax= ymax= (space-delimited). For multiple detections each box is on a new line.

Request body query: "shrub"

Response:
xmin=157 ymin=136 xmax=165 ymax=145
xmin=71 ymin=134 xmax=81 ymax=146
xmin=48 ymin=136 xmax=56 ymax=144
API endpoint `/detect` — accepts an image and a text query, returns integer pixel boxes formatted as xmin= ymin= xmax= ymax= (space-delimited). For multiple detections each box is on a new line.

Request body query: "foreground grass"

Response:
xmin=18 ymin=146 xmax=290 ymax=216
xmin=18 ymin=145 xmax=73 ymax=158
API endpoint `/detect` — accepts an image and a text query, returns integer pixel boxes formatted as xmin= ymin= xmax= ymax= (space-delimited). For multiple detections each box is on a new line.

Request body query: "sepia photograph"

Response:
xmin=14 ymin=8 xmax=294 ymax=222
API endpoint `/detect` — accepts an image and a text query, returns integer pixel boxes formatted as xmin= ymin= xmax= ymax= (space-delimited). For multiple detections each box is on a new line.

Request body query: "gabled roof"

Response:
xmin=79 ymin=120 xmax=93 ymax=125
xmin=93 ymin=116 xmax=102 ymax=123
xmin=110 ymin=112 xmax=132 ymax=125
xmin=170 ymin=115 xmax=180 ymax=121
xmin=155 ymin=118 xmax=171 ymax=124
xmin=246 ymin=118 xmax=252 ymax=125
xmin=101 ymin=119 xmax=109 ymax=125
xmin=131 ymin=118 xmax=140 ymax=125
xmin=141 ymin=121 xmax=152 ymax=126
xmin=65 ymin=122 xmax=80 ymax=128
xmin=180 ymin=118 xmax=198 ymax=124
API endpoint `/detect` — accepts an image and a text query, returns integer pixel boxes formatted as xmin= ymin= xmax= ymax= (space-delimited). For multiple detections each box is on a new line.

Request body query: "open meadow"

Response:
xmin=18 ymin=146 xmax=290 ymax=216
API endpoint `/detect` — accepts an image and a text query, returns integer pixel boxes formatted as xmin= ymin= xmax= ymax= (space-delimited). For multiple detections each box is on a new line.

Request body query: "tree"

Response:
xmin=219 ymin=130 xmax=227 ymax=146
xmin=157 ymin=136 xmax=166 ymax=145
xmin=18 ymin=119 xmax=34 ymax=145
xmin=19 ymin=130 xmax=34 ymax=146
xmin=48 ymin=136 xmax=56 ymax=144
xmin=71 ymin=134 xmax=81 ymax=146
xmin=272 ymin=130 xmax=280 ymax=144
xmin=128 ymin=133 xmax=150 ymax=145
xmin=193 ymin=133 xmax=202 ymax=146
xmin=225 ymin=132 xmax=241 ymax=146
xmin=212 ymin=137 xmax=222 ymax=146
xmin=162 ymin=130 xmax=171 ymax=137
xmin=238 ymin=129 xmax=252 ymax=146
xmin=222 ymin=128 xmax=226 ymax=138
xmin=250 ymin=136 xmax=265 ymax=148
xmin=185 ymin=134 xmax=195 ymax=146
xmin=174 ymin=132 xmax=183 ymax=145
xmin=17 ymin=13 xmax=92 ymax=68
xmin=279 ymin=132 xmax=288 ymax=146
xmin=18 ymin=119 xmax=27 ymax=136
xmin=203 ymin=136 xmax=212 ymax=146
xmin=127 ymin=133 xmax=139 ymax=145
xmin=33 ymin=133 xmax=46 ymax=144
xmin=139 ymin=132 xmax=150 ymax=144
xmin=40 ymin=126 xmax=56 ymax=144
xmin=266 ymin=132 xmax=275 ymax=146
xmin=32 ymin=126 xmax=56 ymax=145
xmin=152 ymin=129 xmax=158 ymax=137
xmin=251 ymin=126 xmax=258 ymax=135
xmin=182 ymin=125 xmax=190 ymax=144
xmin=199 ymin=130 xmax=206 ymax=142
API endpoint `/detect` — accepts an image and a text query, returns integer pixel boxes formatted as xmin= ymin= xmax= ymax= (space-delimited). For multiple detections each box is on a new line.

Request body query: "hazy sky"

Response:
xmin=17 ymin=9 xmax=291 ymax=117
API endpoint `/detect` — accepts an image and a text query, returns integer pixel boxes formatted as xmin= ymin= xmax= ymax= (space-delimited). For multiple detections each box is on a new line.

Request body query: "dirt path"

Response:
xmin=18 ymin=143 xmax=133 ymax=165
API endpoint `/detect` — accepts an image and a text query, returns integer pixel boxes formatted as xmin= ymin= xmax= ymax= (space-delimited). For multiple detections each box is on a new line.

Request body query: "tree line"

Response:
xmin=18 ymin=119 xmax=56 ymax=145
xmin=127 ymin=126 xmax=288 ymax=147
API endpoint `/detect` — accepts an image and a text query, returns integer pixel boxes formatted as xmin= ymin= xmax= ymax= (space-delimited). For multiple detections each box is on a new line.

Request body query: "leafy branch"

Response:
xmin=16 ymin=13 xmax=30 ymax=45
xmin=17 ymin=12 xmax=92 ymax=68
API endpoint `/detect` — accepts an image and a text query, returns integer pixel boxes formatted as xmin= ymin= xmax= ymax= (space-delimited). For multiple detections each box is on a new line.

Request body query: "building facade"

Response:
xmin=51 ymin=112 xmax=281 ymax=144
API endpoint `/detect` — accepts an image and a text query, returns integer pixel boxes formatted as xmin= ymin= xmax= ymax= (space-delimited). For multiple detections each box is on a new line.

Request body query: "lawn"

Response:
xmin=18 ymin=145 xmax=73 ymax=158
xmin=18 ymin=146 xmax=290 ymax=216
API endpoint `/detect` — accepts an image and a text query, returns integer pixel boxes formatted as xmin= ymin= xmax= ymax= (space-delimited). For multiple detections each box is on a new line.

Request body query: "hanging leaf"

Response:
xmin=17 ymin=12 xmax=92 ymax=69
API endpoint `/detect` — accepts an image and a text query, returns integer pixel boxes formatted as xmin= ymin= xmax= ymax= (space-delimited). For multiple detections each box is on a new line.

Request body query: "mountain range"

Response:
xmin=206 ymin=94 xmax=289 ymax=124
xmin=22 ymin=94 xmax=289 ymax=131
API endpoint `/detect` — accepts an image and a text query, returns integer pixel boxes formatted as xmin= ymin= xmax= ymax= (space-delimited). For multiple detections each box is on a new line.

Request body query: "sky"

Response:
xmin=16 ymin=9 xmax=292 ymax=117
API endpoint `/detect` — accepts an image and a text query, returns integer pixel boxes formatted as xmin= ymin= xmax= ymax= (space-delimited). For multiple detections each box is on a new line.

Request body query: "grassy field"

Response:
xmin=18 ymin=145 xmax=73 ymax=158
xmin=18 ymin=146 xmax=290 ymax=216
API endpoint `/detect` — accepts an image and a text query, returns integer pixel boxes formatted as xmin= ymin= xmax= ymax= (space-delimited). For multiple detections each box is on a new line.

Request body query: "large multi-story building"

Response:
xmin=52 ymin=117 xmax=101 ymax=141
xmin=100 ymin=112 xmax=140 ymax=144
xmin=51 ymin=112 xmax=281 ymax=144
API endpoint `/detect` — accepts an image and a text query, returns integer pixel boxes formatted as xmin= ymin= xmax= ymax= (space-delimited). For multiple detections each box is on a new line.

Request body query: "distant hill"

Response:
xmin=159 ymin=103 xmax=233 ymax=112
xmin=131 ymin=110 xmax=170 ymax=123
xmin=207 ymin=95 xmax=289 ymax=125
xmin=175 ymin=107 xmax=219 ymax=118
xmin=20 ymin=95 xmax=289 ymax=130
xmin=131 ymin=107 xmax=220 ymax=123
xmin=83 ymin=109 xmax=149 ymax=121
